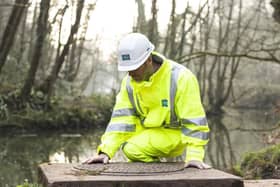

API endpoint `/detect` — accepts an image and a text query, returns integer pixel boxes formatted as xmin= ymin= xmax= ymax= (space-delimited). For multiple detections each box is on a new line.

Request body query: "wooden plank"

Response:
xmin=38 ymin=163 xmax=244 ymax=187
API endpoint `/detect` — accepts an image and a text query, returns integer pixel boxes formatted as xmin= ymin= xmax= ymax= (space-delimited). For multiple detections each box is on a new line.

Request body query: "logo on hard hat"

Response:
xmin=122 ymin=54 xmax=130 ymax=61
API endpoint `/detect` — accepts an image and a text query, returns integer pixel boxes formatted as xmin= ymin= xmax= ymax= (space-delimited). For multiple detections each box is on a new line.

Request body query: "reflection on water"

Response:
xmin=0 ymin=108 xmax=278 ymax=186
xmin=0 ymin=129 xmax=103 ymax=187
xmin=206 ymin=108 xmax=279 ymax=169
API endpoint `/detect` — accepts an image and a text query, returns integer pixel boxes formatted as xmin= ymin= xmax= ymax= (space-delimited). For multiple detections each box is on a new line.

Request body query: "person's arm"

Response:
xmin=87 ymin=76 xmax=141 ymax=163
xmin=175 ymin=69 xmax=210 ymax=169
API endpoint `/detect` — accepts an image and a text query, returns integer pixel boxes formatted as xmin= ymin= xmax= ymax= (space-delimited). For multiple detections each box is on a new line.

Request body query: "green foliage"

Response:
xmin=230 ymin=165 xmax=242 ymax=177
xmin=0 ymin=91 xmax=114 ymax=131
xmin=16 ymin=179 xmax=41 ymax=187
xmin=238 ymin=144 xmax=280 ymax=179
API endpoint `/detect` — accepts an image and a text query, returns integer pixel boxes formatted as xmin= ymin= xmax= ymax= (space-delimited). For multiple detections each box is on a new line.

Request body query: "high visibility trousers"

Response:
xmin=122 ymin=128 xmax=185 ymax=162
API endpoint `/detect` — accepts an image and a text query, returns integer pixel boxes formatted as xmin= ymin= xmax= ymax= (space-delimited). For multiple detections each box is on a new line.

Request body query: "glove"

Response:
xmin=82 ymin=153 xmax=109 ymax=164
xmin=184 ymin=160 xmax=211 ymax=169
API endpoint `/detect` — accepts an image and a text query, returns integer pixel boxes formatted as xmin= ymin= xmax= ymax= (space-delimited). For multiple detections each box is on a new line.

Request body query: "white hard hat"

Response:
xmin=118 ymin=33 xmax=155 ymax=71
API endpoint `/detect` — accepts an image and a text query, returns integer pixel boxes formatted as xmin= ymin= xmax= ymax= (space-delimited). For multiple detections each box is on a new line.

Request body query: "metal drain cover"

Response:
xmin=73 ymin=162 xmax=185 ymax=176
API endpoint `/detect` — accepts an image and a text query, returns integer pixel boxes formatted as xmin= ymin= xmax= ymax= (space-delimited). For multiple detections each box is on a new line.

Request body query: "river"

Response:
xmin=0 ymin=108 xmax=278 ymax=186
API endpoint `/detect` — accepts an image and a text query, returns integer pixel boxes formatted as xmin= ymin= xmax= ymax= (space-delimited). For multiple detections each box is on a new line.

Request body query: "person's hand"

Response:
xmin=82 ymin=153 xmax=109 ymax=164
xmin=184 ymin=160 xmax=211 ymax=169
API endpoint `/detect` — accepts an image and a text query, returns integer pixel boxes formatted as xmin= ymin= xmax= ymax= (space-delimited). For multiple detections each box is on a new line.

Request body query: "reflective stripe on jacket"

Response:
xmin=97 ymin=52 xmax=209 ymax=162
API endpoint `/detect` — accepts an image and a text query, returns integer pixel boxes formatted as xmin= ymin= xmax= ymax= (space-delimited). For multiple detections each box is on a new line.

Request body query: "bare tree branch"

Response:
xmin=0 ymin=3 xmax=30 ymax=7
xmin=179 ymin=51 xmax=280 ymax=65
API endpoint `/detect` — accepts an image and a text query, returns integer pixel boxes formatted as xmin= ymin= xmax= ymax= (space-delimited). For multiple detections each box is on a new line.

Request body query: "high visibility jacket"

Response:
xmin=97 ymin=52 xmax=209 ymax=162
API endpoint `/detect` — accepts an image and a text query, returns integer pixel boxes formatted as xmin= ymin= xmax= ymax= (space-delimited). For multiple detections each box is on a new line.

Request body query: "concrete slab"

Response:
xmin=244 ymin=180 xmax=280 ymax=187
xmin=38 ymin=163 xmax=244 ymax=187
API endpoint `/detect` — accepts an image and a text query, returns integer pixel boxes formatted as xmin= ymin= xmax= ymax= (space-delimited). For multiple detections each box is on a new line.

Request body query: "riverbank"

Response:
xmin=0 ymin=94 xmax=114 ymax=132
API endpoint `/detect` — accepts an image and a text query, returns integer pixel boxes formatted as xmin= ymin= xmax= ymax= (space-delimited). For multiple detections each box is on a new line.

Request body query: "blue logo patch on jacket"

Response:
xmin=161 ymin=99 xmax=168 ymax=107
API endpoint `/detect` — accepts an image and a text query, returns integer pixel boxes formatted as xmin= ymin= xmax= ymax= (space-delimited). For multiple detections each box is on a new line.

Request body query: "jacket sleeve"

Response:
xmin=175 ymin=69 xmax=210 ymax=162
xmin=97 ymin=75 xmax=142 ymax=158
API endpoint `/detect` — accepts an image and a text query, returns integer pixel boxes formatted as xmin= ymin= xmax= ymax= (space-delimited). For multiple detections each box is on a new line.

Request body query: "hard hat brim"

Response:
xmin=118 ymin=47 xmax=154 ymax=72
xmin=118 ymin=53 xmax=149 ymax=71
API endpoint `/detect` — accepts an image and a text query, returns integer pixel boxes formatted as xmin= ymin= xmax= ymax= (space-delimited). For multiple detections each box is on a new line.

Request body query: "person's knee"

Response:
xmin=122 ymin=142 xmax=141 ymax=161
xmin=122 ymin=142 xmax=158 ymax=162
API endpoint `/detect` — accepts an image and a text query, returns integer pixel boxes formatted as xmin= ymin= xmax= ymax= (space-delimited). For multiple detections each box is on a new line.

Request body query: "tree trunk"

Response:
xmin=0 ymin=0 xmax=29 ymax=74
xmin=20 ymin=0 xmax=51 ymax=101
xmin=42 ymin=0 xmax=85 ymax=102
xmin=148 ymin=0 xmax=159 ymax=48
xmin=65 ymin=3 xmax=96 ymax=82
xmin=27 ymin=3 xmax=38 ymax=64
xmin=134 ymin=0 xmax=146 ymax=32
xmin=163 ymin=0 xmax=176 ymax=57
xmin=16 ymin=6 xmax=28 ymax=65
xmin=271 ymin=0 xmax=280 ymax=23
